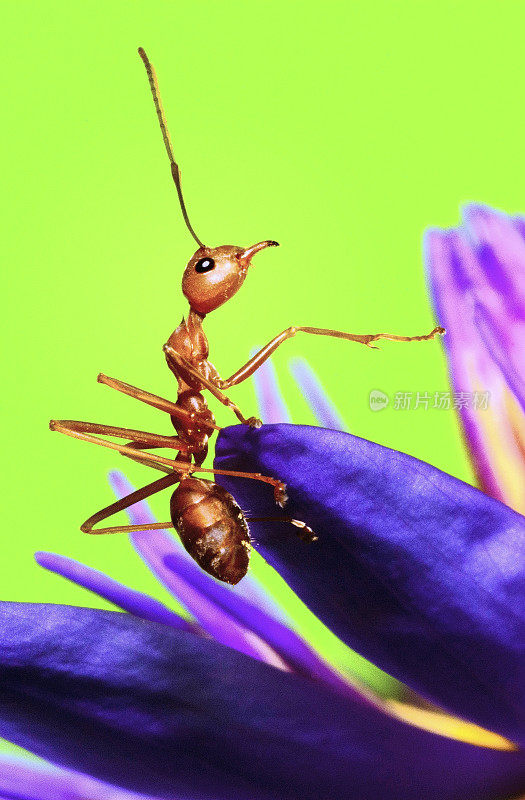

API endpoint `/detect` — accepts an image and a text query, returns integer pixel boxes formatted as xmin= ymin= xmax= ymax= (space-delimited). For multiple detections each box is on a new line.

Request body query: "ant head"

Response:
xmin=137 ymin=49 xmax=279 ymax=315
xmin=182 ymin=241 xmax=279 ymax=315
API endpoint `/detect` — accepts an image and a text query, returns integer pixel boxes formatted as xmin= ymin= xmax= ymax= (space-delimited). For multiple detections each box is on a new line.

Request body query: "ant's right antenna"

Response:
xmin=138 ymin=47 xmax=206 ymax=249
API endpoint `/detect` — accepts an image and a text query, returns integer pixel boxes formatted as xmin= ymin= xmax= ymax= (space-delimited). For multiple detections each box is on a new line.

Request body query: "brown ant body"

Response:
xmin=50 ymin=48 xmax=444 ymax=584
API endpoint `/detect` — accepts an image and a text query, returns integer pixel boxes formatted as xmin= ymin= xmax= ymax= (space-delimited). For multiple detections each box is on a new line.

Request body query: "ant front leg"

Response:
xmin=163 ymin=345 xmax=262 ymax=428
xmin=246 ymin=516 xmax=318 ymax=543
xmin=218 ymin=325 xmax=445 ymax=388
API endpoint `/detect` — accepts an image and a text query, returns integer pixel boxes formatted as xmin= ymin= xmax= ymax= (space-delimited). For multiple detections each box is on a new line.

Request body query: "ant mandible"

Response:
xmin=50 ymin=48 xmax=444 ymax=585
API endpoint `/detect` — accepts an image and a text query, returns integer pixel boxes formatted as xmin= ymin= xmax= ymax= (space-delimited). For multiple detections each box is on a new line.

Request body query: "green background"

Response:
xmin=2 ymin=0 xmax=524 ymax=756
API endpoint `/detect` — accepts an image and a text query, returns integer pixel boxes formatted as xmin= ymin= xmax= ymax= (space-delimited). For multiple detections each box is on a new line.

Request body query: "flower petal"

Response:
xmin=34 ymin=551 xmax=196 ymax=634
xmin=425 ymin=206 xmax=525 ymax=513
xmin=0 ymin=602 xmax=523 ymax=800
xmin=289 ymin=358 xmax=348 ymax=430
xmin=0 ymin=754 xmax=160 ymax=800
xmin=251 ymin=352 xmax=292 ymax=424
xmin=215 ymin=424 xmax=525 ymax=745
xmin=162 ymin=552 xmax=375 ymax=704
xmin=462 ymin=204 xmax=525 ymax=321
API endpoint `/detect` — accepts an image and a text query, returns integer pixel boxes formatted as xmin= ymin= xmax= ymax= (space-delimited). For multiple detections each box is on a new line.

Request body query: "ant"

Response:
xmin=50 ymin=48 xmax=444 ymax=585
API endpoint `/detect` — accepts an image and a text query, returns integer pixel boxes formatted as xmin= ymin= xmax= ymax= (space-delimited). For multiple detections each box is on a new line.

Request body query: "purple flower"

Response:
xmin=425 ymin=203 xmax=525 ymax=514
xmin=0 ymin=358 xmax=524 ymax=799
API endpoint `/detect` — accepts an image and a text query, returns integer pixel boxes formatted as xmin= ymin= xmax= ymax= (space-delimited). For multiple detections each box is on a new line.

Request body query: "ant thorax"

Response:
xmin=164 ymin=311 xmax=221 ymax=391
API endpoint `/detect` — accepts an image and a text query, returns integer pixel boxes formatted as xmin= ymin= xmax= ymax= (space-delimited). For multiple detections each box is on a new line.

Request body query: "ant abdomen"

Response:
xmin=170 ymin=478 xmax=250 ymax=585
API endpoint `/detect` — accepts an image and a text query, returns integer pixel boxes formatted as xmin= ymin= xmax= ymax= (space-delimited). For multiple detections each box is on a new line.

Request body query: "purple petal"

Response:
xmin=162 ymin=551 xmax=375 ymax=704
xmin=462 ymin=205 xmax=525 ymax=412
xmin=0 ymin=754 xmax=161 ymax=800
xmin=251 ymin=351 xmax=292 ymax=423
xmin=130 ymin=527 xmax=285 ymax=666
xmin=215 ymin=424 xmax=525 ymax=746
xmin=289 ymin=358 xmax=348 ymax=430
xmin=426 ymin=225 xmax=525 ymax=510
xmin=251 ymin=359 xmax=348 ymax=621
xmin=462 ymin=203 xmax=525 ymax=312
xmin=474 ymin=300 xmax=525 ymax=414
xmin=108 ymin=472 xmax=289 ymax=667
xmin=0 ymin=602 xmax=524 ymax=800
xmin=425 ymin=207 xmax=525 ymax=514
xmin=34 ymin=551 xmax=195 ymax=634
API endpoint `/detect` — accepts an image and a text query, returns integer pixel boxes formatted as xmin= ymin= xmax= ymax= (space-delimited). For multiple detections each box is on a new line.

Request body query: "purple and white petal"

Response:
xmin=251 ymin=351 xmax=292 ymax=424
xmin=289 ymin=358 xmax=348 ymax=430
xmin=426 ymin=204 xmax=525 ymax=514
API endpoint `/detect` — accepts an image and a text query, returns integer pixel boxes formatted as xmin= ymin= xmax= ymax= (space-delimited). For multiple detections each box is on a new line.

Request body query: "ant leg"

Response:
xmin=121 ymin=443 xmax=203 ymax=475
xmin=50 ymin=420 xmax=192 ymax=472
xmin=80 ymin=457 xmax=289 ymax=531
xmin=119 ymin=441 xmax=173 ymax=474
xmin=50 ymin=420 xmax=191 ymax=452
xmin=97 ymin=374 xmax=222 ymax=432
xmin=81 ymin=471 xmax=179 ymax=534
xmin=163 ymin=345 xmax=261 ymax=428
xmin=50 ymin=422 xmax=288 ymax=505
xmin=246 ymin=516 xmax=318 ymax=543
xmin=218 ymin=326 xmax=446 ymax=388
xmin=182 ymin=464 xmax=288 ymax=507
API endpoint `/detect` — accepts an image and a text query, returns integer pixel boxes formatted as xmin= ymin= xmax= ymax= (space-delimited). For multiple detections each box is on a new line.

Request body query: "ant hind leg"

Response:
xmin=50 ymin=420 xmax=192 ymax=471
xmin=81 ymin=471 xmax=179 ymax=534
xmin=119 ymin=441 xmax=173 ymax=473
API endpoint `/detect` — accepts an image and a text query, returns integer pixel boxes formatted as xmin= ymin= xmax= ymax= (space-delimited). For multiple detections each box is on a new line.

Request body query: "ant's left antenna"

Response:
xmin=138 ymin=47 xmax=206 ymax=249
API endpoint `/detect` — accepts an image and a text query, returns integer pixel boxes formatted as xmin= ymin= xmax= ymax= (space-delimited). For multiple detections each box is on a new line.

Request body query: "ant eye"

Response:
xmin=195 ymin=257 xmax=215 ymax=273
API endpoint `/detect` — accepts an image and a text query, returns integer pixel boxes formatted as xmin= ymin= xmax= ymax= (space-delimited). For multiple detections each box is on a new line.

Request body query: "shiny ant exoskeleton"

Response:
xmin=50 ymin=48 xmax=444 ymax=584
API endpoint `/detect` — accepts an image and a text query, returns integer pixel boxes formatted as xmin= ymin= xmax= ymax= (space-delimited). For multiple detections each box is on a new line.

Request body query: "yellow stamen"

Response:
xmin=387 ymin=700 xmax=517 ymax=751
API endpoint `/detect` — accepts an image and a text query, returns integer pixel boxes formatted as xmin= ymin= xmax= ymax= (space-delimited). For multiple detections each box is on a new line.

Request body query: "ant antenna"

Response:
xmin=138 ymin=47 xmax=206 ymax=249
